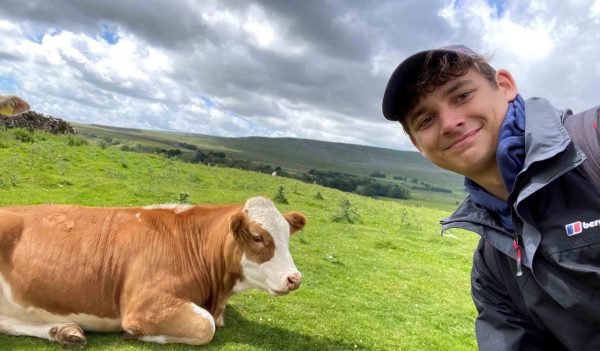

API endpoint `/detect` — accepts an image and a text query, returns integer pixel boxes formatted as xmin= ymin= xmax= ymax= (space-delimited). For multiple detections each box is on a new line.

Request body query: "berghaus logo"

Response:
xmin=565 ymin=222 xmax=582 ymax=236
xmin=565 ymin=219 xmax=600 ymax=236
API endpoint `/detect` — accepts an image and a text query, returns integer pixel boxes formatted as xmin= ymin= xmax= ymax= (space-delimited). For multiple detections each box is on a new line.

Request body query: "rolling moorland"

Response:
xmin=72 ymin=123 xmax=467 ymax=211
xmin=0 ymin=126 xmax=479 ymax=350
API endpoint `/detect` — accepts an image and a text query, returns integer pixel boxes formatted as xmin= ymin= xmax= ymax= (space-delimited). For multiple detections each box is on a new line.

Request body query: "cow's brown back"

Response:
xmin=0 ymin=204 xmax=242 ymax=319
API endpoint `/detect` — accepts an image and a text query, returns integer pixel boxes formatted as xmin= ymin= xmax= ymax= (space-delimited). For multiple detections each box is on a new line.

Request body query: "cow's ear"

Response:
xmin=283 ymin=212 xmax=307 ymax=234
xmin=230 ymin=211 xmax=251 ymax=240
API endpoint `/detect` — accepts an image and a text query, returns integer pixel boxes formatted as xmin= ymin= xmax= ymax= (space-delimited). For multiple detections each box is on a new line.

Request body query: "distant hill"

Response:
xmin=72 ymin=123 xmax=463 ymax=189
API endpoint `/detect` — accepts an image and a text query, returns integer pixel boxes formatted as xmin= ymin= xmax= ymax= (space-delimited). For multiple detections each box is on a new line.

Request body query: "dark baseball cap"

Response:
xmin=382 ymin=44 xmax=478 ymax=122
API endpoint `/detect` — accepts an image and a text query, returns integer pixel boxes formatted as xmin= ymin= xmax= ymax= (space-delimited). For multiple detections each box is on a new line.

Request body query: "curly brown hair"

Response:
xmin=398 ymin=51 xmax=496 ymax=134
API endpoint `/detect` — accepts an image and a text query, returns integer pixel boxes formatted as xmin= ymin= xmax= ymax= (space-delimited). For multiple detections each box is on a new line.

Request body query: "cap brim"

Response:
xmin=382 ymin=46 xmax=477 ymax=122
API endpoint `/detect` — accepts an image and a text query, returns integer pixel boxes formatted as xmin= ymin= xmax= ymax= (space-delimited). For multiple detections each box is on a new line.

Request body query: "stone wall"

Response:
xmin=1 ymin=111 xmax=76 ymax=134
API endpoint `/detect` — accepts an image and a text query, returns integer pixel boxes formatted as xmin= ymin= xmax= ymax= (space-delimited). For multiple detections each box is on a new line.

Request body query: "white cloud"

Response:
xmin=0 ymin=0 xmax=598 ymax=152
xmin=592 ymin=0 xmax=600 ymax=22
xmin=438 ymin=0 xmax=461 ymax=28
xmin=243 ymin=6 xmax=276 ymax=47
xmin=440 ymin=0 xmax=555 ymax=61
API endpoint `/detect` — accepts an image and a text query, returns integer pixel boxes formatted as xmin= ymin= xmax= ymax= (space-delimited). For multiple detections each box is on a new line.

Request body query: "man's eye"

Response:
xmin=418 ymin=115 xmax=434 ymax=129
xmin=456 ymin=91 xmax=472 ymax=103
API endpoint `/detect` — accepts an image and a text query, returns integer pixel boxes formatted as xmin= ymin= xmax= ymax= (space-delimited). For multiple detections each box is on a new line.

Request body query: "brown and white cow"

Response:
xmin=0 ymin=196 xmax=306 ymax=348
xmin=0 ymin=94 xmax=30 ymax=116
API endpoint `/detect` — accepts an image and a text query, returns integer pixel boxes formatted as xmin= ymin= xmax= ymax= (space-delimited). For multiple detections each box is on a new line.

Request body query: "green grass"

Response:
xmin=0 ymin=128 xmax=479 ymax=350
xmin=72 ymin=123 xmax=465 ymax=190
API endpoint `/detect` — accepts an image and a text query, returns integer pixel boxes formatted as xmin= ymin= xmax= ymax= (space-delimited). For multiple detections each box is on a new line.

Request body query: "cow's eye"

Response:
xmin=251 ymin=235 xmax=264 ymax=243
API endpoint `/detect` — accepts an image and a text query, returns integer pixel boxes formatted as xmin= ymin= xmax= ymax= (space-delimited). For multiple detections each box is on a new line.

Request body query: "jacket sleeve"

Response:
xmin=471 ymin=240 xmax=564 ymax=351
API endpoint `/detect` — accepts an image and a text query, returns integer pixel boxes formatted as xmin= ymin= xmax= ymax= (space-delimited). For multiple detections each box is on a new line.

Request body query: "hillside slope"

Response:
xmin=0 ymin=127 xmax=478 ymax=351
xmin=72 ymin=123 xmax=464 ymax=190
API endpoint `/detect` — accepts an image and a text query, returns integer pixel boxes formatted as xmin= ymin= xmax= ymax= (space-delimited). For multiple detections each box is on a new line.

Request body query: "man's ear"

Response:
xmin=495 ymin=69 xmax=518 ymax=101
xmin=283 ymin=212 xmax=307 ymax=234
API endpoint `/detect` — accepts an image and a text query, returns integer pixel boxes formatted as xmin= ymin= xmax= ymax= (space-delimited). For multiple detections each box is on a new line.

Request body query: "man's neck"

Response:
xmin=469 ymin=167 xmax=509 ymax=201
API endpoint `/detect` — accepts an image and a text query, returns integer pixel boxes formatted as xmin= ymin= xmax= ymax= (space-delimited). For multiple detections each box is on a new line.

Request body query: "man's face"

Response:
xmin=406 ymin=69 xmax=518 ymax=179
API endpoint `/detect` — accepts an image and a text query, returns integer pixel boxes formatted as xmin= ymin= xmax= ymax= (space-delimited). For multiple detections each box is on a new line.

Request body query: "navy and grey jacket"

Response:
xmin=441 ymin=98 xmax=600 ymax=350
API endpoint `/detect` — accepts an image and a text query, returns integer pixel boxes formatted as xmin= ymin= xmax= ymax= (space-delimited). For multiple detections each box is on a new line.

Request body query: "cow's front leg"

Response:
xmin=214 ymin=307 xmax=225 ymax=327
xmin=121 ymin=299 xmax=216 ymax=346
xmin=49 ymin=324 xmax=87 ymax=349
xmin=214 ymin=292 xmax=233 ymax=327
xmin=0 ymin=316 xmax=86 ymax=349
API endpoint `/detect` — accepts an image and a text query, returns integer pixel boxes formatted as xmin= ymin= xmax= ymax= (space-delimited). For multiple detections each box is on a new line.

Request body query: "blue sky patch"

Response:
xmin=29 ymin=27 xmax=63 ymax=44
xmin=452 ymin=0 xmax=506 ymax=18
xmin=200 ymin=95 xmax=215 ymax=108
xmin=227 ymin=111 xmax=275 ymax=136
xmin=101 ymin=22 xmax=120 ymax=44
xmin=31 ymin=34 xmax=44 ymax=44
xmin=0 ymin=76 xmax=18 ymax=93
xmin=486 ymin=0 xmax=507 ymax=18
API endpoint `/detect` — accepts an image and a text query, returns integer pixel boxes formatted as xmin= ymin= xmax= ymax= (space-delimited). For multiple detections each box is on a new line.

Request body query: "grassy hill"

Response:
xmin=0 ymin=128 xmax=479 ymax=350
xmin=72 ymin=123 xmax=465 ymax=191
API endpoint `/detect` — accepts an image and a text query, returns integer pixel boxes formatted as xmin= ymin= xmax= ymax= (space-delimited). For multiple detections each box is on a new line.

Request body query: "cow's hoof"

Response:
xmin=215 ymin=314 xmax=225 ymax=327
xmin=122 ymin=332 xmax=139 ymax=341
xmin=50 ymin=324 xmax=87 ymax=349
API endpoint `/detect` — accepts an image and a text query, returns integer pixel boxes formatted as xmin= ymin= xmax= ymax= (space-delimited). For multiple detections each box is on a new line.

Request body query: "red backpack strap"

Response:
xmin=563 ymin=106 xmax=600 ymax=186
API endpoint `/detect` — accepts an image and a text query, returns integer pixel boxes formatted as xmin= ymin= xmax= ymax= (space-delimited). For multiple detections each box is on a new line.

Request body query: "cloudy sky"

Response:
xmin=0 ymin=0 xmax=599 ymax=150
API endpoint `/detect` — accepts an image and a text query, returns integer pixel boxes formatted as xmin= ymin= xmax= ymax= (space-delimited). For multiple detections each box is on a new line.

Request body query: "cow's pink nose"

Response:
xmin=286 ymin=272 xmax=302 ymax=291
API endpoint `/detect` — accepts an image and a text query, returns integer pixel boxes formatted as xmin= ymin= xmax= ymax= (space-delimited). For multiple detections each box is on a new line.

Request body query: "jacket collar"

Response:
xmin=511 ymin=97 xmax=583 ymax=206
xmin=444 ymin=97 xmax=583 ymax=226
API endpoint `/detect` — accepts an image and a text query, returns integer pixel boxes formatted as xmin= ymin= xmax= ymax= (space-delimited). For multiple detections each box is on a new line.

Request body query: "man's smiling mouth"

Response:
xmin=446 ymin=127 xmax=482 ymax=150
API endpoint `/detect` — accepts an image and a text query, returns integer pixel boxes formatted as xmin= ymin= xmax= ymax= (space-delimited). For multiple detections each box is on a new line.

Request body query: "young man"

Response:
xmin=382 ymin=45 xmax=600 ymax=350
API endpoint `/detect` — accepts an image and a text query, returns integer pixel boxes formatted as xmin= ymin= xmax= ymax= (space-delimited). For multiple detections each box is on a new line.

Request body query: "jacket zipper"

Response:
xmin=513 ymin=235 xmax=523 ymax=277
xmin=443 ymin=218 xmax=524 ymax=276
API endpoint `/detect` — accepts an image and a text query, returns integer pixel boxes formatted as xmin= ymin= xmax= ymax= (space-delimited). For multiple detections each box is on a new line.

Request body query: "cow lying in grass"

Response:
xmin=0 ymin=95 xmax=30 ymax=116
xmin=0 ymin=197 xmax=306 ymax=348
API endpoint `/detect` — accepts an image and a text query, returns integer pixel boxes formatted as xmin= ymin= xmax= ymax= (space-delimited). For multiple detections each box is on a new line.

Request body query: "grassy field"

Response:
xmin=0 ymin=128 xmax=479 ymax=350
xmin=72 ymin=123 xmax=465 ymax=191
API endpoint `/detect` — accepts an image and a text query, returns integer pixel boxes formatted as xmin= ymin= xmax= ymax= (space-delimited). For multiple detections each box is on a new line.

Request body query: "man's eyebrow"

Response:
xmin=442 ymin=79 xmax=473 ymax=98
xmin=407 ymin=106 xmax=425 ymax=122
xmin=406 ymin=79 xmax=474 ymax=126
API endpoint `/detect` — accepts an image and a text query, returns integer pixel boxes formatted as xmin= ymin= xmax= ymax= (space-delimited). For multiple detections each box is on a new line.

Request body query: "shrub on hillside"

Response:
xmin=13 ymin=129 xmax=34 ymax=143
xmin=273 ymin=186 xmax=289 ymax=204
xmin=9 ymin=174 xmax=18 ymax=187
xmin=66 ymin=135 xmax=88 ymax=146
xmin=398 ymin=208 xmax=423 ymax=231
xmin=189 ymin=174 xmax=201 ymax=184
xmin=356 ymin=183 xmax=410 ymax=199
xmin=369 ymin=170 xmax=386 ymax=178
xmin=411 ymin=185 xmax=452 ymax=193
xmin=332 ymin=198 xmax=361 ymax=224
xmin=177 ymin=192 xmax=190 ymax=203
xmin=177 ymin=142 xmax=197 ymax=150
xmin=164 ymin=148 xmax=182 ymax=158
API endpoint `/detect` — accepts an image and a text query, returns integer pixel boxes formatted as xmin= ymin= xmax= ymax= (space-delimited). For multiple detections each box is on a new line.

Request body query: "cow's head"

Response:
xmin=230 ymin=197 xmax=306 ymax=296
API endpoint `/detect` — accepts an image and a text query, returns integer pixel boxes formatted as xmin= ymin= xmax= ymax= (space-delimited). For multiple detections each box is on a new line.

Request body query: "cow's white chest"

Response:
xmin=0 ymin=274 xmax=121 ymax=332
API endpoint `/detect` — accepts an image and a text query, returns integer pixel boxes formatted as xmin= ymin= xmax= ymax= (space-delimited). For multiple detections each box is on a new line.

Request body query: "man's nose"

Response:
xmin=439 ymin=108 xmax=465 ymax=134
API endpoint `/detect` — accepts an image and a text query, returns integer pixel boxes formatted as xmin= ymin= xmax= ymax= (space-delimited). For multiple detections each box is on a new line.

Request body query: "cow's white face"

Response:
xmin=231 ymin=197 xmax=306 ymax=296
